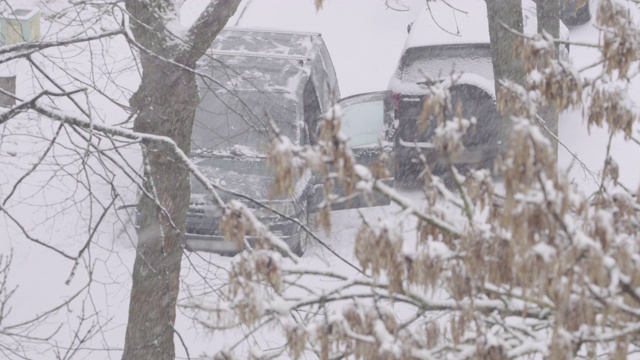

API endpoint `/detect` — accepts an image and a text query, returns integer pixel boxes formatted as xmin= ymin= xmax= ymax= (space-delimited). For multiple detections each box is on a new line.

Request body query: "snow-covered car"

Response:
xmin=390 ymin=0 xmax=570 ymax=187
xmin=185 ymin=28 xmax=393 ymax=255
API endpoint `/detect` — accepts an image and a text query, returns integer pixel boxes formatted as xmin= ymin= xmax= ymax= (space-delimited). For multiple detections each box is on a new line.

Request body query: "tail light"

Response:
xmin=392 ymin=92 xmax=401 ymax=120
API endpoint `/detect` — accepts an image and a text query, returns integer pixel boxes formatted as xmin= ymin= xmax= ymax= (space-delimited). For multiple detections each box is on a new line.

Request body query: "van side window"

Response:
xmin=319 ymin=43 xmax=338 ymax=98
xmin=303 ymin=79 xmax=321 ymax=145
xmin=310 ymin=41 xmax=339 ymax=111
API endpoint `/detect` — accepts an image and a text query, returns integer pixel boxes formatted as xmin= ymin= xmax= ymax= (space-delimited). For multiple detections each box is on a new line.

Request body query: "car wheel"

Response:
xmin=450 ymin=84 xmax=502 ymax=159
xmin=562 ymin=1 xmax=591 ymax=27
xmin=291 ymin=202 xmax=311 ymax=257
xmin=292 ymin=229 xmax=309 ymax=257
xmin=574 ymin=3 xmax=591 ymax=25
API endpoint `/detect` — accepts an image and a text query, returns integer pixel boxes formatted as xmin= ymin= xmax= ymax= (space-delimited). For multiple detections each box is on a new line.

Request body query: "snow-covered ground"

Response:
xmin=0 ymin=0 xmax=638 ymax=358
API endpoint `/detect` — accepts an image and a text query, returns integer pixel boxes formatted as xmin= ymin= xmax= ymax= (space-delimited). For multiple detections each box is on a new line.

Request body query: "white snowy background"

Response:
xmin=0 ymin=0 xmax=638 ymax=358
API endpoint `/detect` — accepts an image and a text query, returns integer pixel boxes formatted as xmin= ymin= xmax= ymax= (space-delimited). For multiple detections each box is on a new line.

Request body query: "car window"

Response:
xmin=193 ymin=88 xmax=298 ymax=154
xmin=303 ymin=80 xmax=321 ymax=145
xmin=318 ymin=41 xmax=339 ymax=99
xmin=193 ymin=51 xmax=308 ymax=154
xmin=311 ymin=41 xmax=340 ymax=112
xmin=193 ymin=53 xmax=308 ymax=154
xmin=340 ymin=95 xmax=385 ymax=148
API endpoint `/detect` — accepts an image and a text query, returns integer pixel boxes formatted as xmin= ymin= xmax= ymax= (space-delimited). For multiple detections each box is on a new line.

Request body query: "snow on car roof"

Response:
xmin=199 ymin=28 xmax=324 ymax=96
xmin=404 ymin=0 xmax=569 ymax=50
xmin=388 ymin=72 xmax=496 ymax=98
xmin=214 ymin=27 xmax=321 ymax=59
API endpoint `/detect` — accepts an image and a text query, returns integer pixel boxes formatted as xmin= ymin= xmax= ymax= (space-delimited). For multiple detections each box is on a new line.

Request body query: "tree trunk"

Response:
xmin=486 ymin=0 xmax=525 ymax=89
xmin=485 ymin=0 xmax=525 ymax=143
xmin=121 ymin=1 xmax=241 ymax=359
xmin=122 ymin=61 xmax=196 ymax=360
xmin=537 ymin=0 xmax=561 ymax=155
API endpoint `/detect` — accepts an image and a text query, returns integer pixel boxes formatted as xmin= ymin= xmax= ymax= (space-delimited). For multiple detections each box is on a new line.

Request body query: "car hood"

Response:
xmin=189 ymin=157 xmax=311 ymax=205
xmin=190 ymin=157 xmax=274 ymax=201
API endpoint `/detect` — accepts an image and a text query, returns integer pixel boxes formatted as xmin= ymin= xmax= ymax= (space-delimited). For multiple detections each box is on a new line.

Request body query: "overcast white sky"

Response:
xmin=183 ymin=0 xmax=426 ymax=96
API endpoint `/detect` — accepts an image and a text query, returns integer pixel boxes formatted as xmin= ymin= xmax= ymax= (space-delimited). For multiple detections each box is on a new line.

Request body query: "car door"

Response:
xmin=310 ymin=91 xmax=394 ymax=211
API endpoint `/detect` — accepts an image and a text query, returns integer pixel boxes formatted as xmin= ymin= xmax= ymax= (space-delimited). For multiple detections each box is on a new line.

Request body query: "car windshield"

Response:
xmin=192 ymin=88 xmax=298 ymax=155
xmin=399 ymin=44 xmax=493 ymax=82
xmin=191 ymin=30 xmax=315 ymax=155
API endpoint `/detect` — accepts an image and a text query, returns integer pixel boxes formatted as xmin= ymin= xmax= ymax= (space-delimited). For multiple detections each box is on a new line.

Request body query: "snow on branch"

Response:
xmin=192 ymin=5 xmax=640 ymax=355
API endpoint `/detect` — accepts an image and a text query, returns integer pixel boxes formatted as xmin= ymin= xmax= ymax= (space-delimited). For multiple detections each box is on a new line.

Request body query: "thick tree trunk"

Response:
xmin=485 ymin=0 xmax=526 ymax=145
xmin=121 ymin=1 xmax=241 ymax=359
xmin=122 ymin=61 xmax=196 ymax=360
xmin=486 ymin=0 xmax=525 ymax=89
xmin=537 ymin=0 xmax=561 ymax=154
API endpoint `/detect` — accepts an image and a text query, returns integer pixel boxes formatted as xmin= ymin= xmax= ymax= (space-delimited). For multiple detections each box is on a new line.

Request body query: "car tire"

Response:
xmin=562 ymin=1 xmax=591 ymax=27
xmin=291 ymin=203 xmax=311 ymax=257
xmin=292 ymin=230 xmax=308 ymax=257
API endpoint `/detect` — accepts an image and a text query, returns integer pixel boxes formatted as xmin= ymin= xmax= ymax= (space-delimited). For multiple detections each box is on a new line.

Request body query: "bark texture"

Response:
xmin=537 ymin=0 xmax=561 ymax=154
xmin=485 ymin=0 xmax=526 ymax=142
xmin=122 ymin=1 xmax=241 ymax=359
xmin=485 ymin=0 xmax=525 ymax=89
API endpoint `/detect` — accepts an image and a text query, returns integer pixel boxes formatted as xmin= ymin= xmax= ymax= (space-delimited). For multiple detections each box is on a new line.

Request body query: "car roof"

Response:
xmin=404 ymin=0 xmax=569 ymax=50
xmin=199 ymin=28 xmax=324 ymax=96
xmin=213 ymin=27 xmax=323 ymax=59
